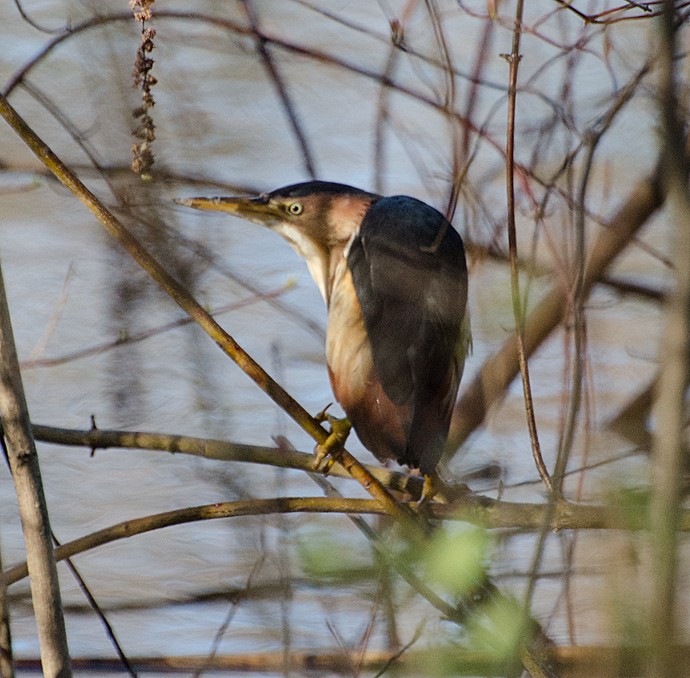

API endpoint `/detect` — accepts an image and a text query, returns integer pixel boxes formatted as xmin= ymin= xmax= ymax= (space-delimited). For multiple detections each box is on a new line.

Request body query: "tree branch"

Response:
xmin=0 ymin=257 xmax=71 ymax=677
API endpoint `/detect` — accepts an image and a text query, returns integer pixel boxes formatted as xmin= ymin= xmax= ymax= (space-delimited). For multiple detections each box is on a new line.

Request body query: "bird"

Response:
xmin=178 ymin=181 xmax=470 ymax=489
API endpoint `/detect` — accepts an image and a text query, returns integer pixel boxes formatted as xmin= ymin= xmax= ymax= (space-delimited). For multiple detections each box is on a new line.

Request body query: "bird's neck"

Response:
xmin=325 ymin=246 xmax=351 ymax=308
xmin=303 ymin=252 xmax=330 ymax=304
xmin=300 ymin=241 xmax=352 ymax=309
xmin=273 ymin=223 xmax=332 ymax=303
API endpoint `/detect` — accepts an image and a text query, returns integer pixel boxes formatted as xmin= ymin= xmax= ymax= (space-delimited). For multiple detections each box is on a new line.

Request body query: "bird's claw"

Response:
xmin=417 ymin=473 xmax=439 ymax=508
xmin=314 ymin=403 xmax=333 ymax=422
xmin=314 ymin=412 xmax=351 ymax=473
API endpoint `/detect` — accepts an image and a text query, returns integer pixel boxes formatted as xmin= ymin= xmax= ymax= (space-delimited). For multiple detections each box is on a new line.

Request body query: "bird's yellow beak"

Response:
xmin=175 ymin=195 xmax=284 ymax=226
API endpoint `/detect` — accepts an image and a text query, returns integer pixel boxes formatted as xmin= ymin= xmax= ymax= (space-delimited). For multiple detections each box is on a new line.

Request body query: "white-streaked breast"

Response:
xmin=272 ymin=223 xmax=329 ymax=301
xmin=325 ymin=257 xmax=373 ymax=406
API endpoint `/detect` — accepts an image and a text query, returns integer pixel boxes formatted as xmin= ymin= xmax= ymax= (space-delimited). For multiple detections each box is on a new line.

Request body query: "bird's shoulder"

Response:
xmin=348 ymin=195 xmax=467 ymax=307
xmin=345 ymin=194 xmax=468 ymax=405
xmin=355 ymin=195 xmax=466 ymax=270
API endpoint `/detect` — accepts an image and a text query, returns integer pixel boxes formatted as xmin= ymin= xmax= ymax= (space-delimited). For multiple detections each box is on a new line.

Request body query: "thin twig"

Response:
xmin=0 ymin=528 xmax=15 ymax=678
xmin=240 ymin=0 xmax=316 ymax=178
xmin=12 ymin=0 xmax=64 ymax=34
xmin=192 ymin=557 xmax=265 ymax=678
xmin=503 ymin=0 xmax=552 ymax=492
xmin=0 ymin=259 xmax=72 ymax=676
xmin=21 ymin=283 xmax=293 ymax=370
xmin=51 ymin=532 xmax=137 ymax=677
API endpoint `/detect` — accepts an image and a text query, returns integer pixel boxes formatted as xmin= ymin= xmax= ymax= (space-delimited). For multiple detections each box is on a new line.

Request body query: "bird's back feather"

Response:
xmin=347 ymin=195 xmax=468 ymax=473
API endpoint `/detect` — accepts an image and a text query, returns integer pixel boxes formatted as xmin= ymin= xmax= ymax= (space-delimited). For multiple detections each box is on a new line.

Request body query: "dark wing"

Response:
xmin=347 ymin=195 xmax=468 ymax=473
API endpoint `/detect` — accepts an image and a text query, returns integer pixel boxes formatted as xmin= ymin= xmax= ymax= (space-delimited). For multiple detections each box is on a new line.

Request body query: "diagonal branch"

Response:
xmin=0 ymin=258 xmax=72 ymax=677
xmin=240 ymin=0 xmax=317 ymax=178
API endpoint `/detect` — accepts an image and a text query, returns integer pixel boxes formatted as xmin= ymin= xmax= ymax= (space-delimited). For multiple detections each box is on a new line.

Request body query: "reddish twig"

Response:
xmin=503 ymin=0 xmax=552 ymax=492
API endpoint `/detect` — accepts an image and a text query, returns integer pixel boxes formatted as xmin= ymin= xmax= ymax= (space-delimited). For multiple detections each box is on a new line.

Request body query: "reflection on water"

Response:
xmin=0 ymin=0 xmax=674 ymax=673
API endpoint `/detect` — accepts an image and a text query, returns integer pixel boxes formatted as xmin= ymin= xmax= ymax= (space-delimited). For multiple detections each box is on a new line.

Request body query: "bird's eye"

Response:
xmin=287 ymin=202 xmax=303 ymax=215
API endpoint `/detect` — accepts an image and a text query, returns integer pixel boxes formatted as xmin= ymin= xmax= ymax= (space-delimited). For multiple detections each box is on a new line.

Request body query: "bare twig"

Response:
xmin=51 ymin=532 xmax=137 ymax=677
xmin=3 ymin=490 xmax=664 ymax=581
xmin=192 ymin=557 xmax=264 ymax=678
xmin=503 ymin=0 xmax=552 ymax=492
xmin=0 ymin=531 xmax=14 ymax=678
xmin=0 ymin=258 xmax=71 ymax=677
xmin=240 ymin=0 xmax=317 ymax=178
xmin=21 ymin=283 xmax=292 ymax=370
xmin=3 ymin=497 xmax=385 ymax=587
xmin=4 ymin=484 xmax=690 ymax=594
xmin=555 ymin=0 xmax=690 ymax=24
xmin=12 ymin=0 xmax=64 ymax=34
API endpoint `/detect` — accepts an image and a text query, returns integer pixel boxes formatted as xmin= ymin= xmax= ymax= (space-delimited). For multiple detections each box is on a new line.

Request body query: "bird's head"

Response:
xmin=178 ymin=180 xmax=378 ymax=255
xmin=177 ymin=180 xmax=379 ymax=301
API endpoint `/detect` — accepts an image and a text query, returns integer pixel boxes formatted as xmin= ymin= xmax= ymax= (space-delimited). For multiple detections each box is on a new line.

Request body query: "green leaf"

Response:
xmin=423 ymin=524 xmax=490 ymax=596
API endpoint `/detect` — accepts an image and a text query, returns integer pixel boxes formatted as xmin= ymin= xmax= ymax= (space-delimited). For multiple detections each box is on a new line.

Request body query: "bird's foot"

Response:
xmin=313 ymin=407 xmax=351 ymax=473
xmin=417 ymin=473 xmax=439 ymax=508
xmin=416 ymin=474 xmax=472 ymax=508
